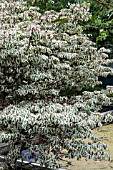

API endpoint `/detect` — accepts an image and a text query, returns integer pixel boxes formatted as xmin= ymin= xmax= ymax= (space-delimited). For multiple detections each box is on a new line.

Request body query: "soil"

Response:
xmin=61 ymin=124 xmax=113 ymax=170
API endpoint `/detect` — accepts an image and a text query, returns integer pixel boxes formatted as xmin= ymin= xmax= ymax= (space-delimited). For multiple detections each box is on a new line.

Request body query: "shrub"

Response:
xmin=0 ymin=1 xmax=113 ymax=169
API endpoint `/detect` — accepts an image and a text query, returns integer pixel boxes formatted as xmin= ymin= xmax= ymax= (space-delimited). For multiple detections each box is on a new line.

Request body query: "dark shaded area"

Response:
xmin=16 ymin=164 xmax=50 ymax=170
xmin=98 ymin=75 xmax=113 ymax=88
xmin=100 ymin=105 xmax=113 ymax=112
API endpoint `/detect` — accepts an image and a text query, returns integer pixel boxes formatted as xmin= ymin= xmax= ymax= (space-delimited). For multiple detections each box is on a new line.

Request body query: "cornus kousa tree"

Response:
xmin=1 ymin=0 xmax=113 ymax=101
xmin=0 ymin=0 xmax=113 ymax=169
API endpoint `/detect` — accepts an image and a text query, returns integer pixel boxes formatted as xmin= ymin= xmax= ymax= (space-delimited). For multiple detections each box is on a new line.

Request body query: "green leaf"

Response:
xmin=52 ymin=18 xmax=69 ymax=24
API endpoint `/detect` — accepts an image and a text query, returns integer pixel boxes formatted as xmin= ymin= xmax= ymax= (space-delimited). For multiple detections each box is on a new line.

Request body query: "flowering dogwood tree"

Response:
xmin=0 ymin=1 xmax=113 ymax=169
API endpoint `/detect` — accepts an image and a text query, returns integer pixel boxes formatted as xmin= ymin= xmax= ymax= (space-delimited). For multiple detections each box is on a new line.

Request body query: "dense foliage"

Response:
xmin=1 ymin=0 xmax=113 ymax=102
xmin=83 ymin=0 xmax=113 ymax=47
xmin=0 ymin=0 xmax=113 ymax=169
xmin=29 ymin=0 xmax=113 ymax=47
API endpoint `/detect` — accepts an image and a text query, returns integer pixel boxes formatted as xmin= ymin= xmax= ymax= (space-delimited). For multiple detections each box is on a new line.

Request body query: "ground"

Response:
xmin=61 ymin=124 xmax=113 ymax=170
